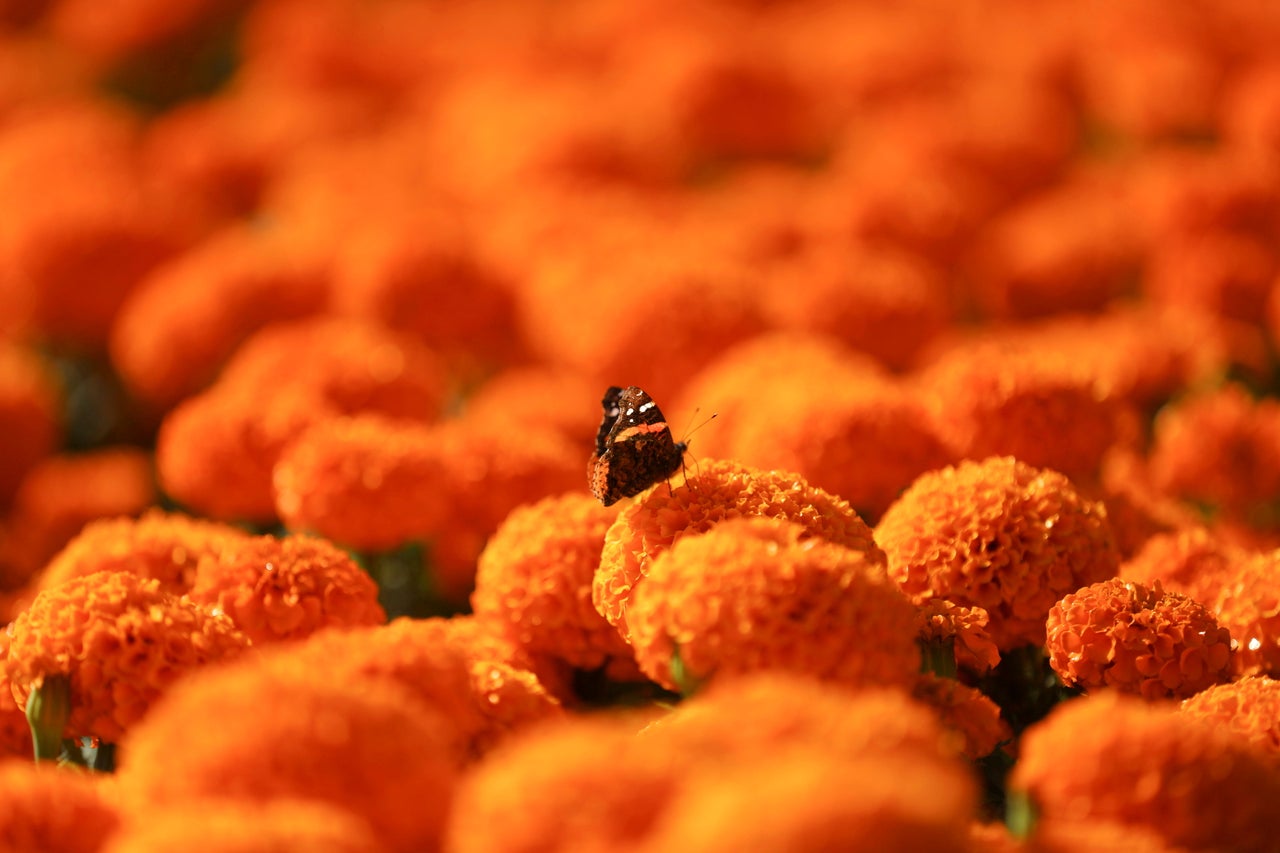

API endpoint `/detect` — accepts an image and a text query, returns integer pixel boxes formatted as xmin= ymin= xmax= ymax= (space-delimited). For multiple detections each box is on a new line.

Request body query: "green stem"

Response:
xmin=670 ymin=645 xmax=706 ymax=698
xmin=26 ymin=676 xmax=71 ymax=763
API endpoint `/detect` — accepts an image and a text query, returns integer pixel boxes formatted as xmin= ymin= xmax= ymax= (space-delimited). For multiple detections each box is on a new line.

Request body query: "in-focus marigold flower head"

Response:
xmin=103 ymin=798 xmax=383 ymax=853
xmin=0 ymin=339 xmax=61 ymax=509
xmin=1211 ymin=549 xmax=1280 ymax=677
xmin=918 ymin=599 xmax=1001 ymax=673
xmin=188 ymin=534 xmax=385 ymax=646
xmin=217 ymin=315 xmax=450 ymax=423
xmin=876 ymin=456 xmax=1120 ymax=650
xmin=0 ymin=761 xmax=120 ymax=853
xmin=157 ymin=385 xmax=338 ymax=523
xmin=472 ymin=493 xmax=632 ymax=672
xmin=117 ymin=662 xmax=460 ymax=853
xmin=1011 ymin=691 xmax=1280 ymax=853
xmin=260 ymin=616 xmax=562 ymax=763
xmin=36 ymin=509 xmax=251 ymax=596
xmin=108 ymin=223 xmax=327 ymax=411
xmin=272 ymin=414 xmax=449 ymax=552
xmin=5 ymin=571 xmax=251 ymax=742
xmin=2 ymin=447 xmax=155 ymax=587
xmin=594 ymin=458 xmax=885 ymax=638
xmin=1147 ymin=383 xmax=1280 ymax=517
xmin=917 ymin=341 xmax=1138 ymax=480
xmin=627 ymin=517 xmax=920 ymax=692
xmin=1045 ymin=578 xmax=1232 ymax=700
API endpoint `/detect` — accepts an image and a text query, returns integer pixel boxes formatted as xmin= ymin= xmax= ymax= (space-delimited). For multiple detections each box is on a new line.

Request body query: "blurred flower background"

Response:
xmin=3 ymin=0 xmax=1280 ymax=850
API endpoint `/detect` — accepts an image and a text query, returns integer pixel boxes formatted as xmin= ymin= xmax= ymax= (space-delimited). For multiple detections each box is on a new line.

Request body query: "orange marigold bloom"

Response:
xmin=1120 ymin=526 xmax=1250 ymax=606
xmin=108 ymin=224 xmax=327 ymax=411
xmin=472 ymin=493 xmax=633 ymax=672
xmin=462 ymin=367 xmax=601 ymax=447
xmin=188 ymin=534 xmax=385 ymax=645
xmin=627 ymin=518 xmax=920 ymax=692
xmin=593 ymin=458 xmax=884 ymax=637
xmin=0 ymin=761 xmax=119 ymax=853
xmin=875 ymin=456 xmax=1120 ymax=650
xmin=1045 ymin=578 xmax=1232 ymax=700
xmin=912 ymin=674 xmax=1010 ymax=760
xmin=1180 ymin=676 xmax=1280 ymax=759
xmin=217 ymin=315 xmax=450 ymax=423
xmin=1011 ymin=691 xmax=1280 ymax=852
xmin=1211 ymin=550 xmax=1280 ymax=677
xmin=260 ymin=616 xmax=562 ymax=762
xmin=0 ymin=339 xmax=61 ymax=509
xmin=103 ymin=799 xmax=382 ymax=853
xmin=759 ymin=242 xmax=952 ymax=370
xmin=1093 ymin=448 xmax=1201 ymax=560
xmin=2 ymin=447 xmax=155 ymax=586
xmin=918 ymin=599 xmax=1002 ymax=674
xmin=35 ymin=509 xmax=249 ymax=595
xmin=1145 ymin=231 xmax=1279 ymax=325
xmin=157 ymin=385 xmax=338 ymax=523
xmin=1147 ymin=383 xmax=1280 ymax=518
xmin=116 ymin=664 xmax=460 ymax=853
xmin=0 ymin=634 xmax=31 ymax=759
xmin=272 ymin=414 xmax=449 ymax=551
xmin=917 ymin=341 xmax=1138 ymax=480
xmin=5 ymin=571 xmax=251 ymax=742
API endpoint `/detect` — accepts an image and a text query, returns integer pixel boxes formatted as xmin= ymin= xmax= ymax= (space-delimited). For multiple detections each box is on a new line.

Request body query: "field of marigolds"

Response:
xmin=7 ymin=0 xmax=1280 ymax=851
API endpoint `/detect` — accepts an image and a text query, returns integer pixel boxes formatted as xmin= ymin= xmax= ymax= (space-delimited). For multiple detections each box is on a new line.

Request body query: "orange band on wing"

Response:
xmin=614 ymin=423 xmax=669 ymax=440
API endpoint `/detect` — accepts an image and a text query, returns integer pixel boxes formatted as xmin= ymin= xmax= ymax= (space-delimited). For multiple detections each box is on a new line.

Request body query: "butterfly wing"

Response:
xmin=589 ymin=386 xmax=685 ymax=506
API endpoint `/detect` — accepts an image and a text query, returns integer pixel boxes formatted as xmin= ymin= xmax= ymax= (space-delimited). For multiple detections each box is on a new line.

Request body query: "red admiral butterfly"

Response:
xmin=589 ymin=385 xmax=687 ymax=507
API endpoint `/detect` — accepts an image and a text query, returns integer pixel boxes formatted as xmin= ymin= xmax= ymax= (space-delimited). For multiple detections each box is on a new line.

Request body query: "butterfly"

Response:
xmin=588 ymin=386 xmax=687 ymax=507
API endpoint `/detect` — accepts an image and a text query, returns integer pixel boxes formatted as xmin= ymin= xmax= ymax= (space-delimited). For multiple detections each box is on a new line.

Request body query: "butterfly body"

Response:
xmin=589 ymin=386 xmax=686 ymax=506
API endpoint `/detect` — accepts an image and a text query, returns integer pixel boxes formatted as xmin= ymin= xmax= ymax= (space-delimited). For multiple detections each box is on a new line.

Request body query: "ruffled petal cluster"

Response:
xmin=876 ymin=456 xmax=1120 ymax=649
xmin=913 ymin=674 xmax=1011 ymax=760
xmin=1179 ymin=676 xmax=1280 ymax=759
xmin=1210 ymin=550 xmax=1280 ymax=677
xmin=116 ymin=662 xmax=460 ymax=853
xmin=1011 ymin=691 xmax=1280 ymax=852
xmin=918 ymin=599 xmax=1002 ymax=673
xmin=594 ymin=458 xmax=884 ymax=637
xmin=626 ymin=517 xmax=920 ymax=692
xmin=472 ymin=493 xmax=632 ymax=672
xmin=5 ymin=571 xmax=252 ymax=742
xmin=1045 ymin=578 xmax=1232 ymax=699
xmin=188 ymin=534 xmax=386 ymax=645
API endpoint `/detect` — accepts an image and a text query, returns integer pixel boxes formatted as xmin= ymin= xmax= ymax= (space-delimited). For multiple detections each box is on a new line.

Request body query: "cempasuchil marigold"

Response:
xmin=876 ymin=456 xmax=1119 ymax=650
xmin=0 ymin=761 xmax=120 ymax=853
xmin=1046 ymin=578 xmax=1232 ymax=699
xmin=626 ymin=517 xmax=920 ymax=692
xmin=5 ymin=571 xmax=252 ymax=743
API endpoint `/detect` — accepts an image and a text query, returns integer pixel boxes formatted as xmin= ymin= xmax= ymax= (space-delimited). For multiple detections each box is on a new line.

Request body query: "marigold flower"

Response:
xmin=593 ymin=458 xmax=884 ymax=637
xmin=218 ymin=315 xmax=450 ymax=423
xmin=1147 ymin=384 xmax=1280 ymax=518
xmin=462 ymin=367 xmax=601 ymax=447
xmin=875 ymin=456 xmax=1120 ymax=650
xmin=47 ymin=0 xmax=243 ymax=66
xmin=972 ymin=818 xmax=1193 ymax=852
xmin=157 ymin=385 xmax=338 ymax=523
xmin=0 ymin=103 xmax=184 ymax=350
xmin=109 ymin=224 xmax=327 ymax=411
xmin=627 ymin=518 xmax=920 ymax=692
xmin=188 ymin=534 xmax=385 ymax=645
xmin=1045 ymin=578 xmax=1232 ymax=700
xmin=1120 ymin=525 xmax=1250 ymax=606
xmin=0 ymin=339 xmax=61 ymax=509
xmin=1179 ymin=676 xmax=1280 ymax=759
xmin=0 ymin=634 xmax=32 ymax=759
xmin=518 ymin=248 xmax=766 ymax=406
xmin=35 ymin=509 xmax=249 ymax=595
xmin=5 ymin=571 xmax=251 ymax=743
xmin=1224 ymin=59 xmax=1280 ymax=159
xmin=918 ymin=599 xmax=1002 ymax=674
xmin=1145 ymin=231 xmax=1279 ymax=325
xmin=2 ymin=447 xmax=154 ymax=586
xmin=103 ymin=799 xmax=383 ymax=853
xmin=472 ymin=493 xmax=633 ymax=672
xmin=912 ymin=674 xmax=1010 ymax=760
xmin=116 ymin=663 xmax=460 ymax=853
xmin=259 ymin=616 xmax=562 ymax=762
xmin=272 ymin=414 xmax=449 ymax=551
xmin=1011 ymin=691 xmax=1280 ymax=852
xmin=1211 ymin=550 xmax=1280 ymax=677
xmin=1093 ymin=448 xmax=1201 ymax=559
xmin=917 ymin=341 xmax=1138 ymax=480
xmin=0 ymin=761 xmax=119 ymax=853
xmin=759 ymin=242 xmax=951 ymax=370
